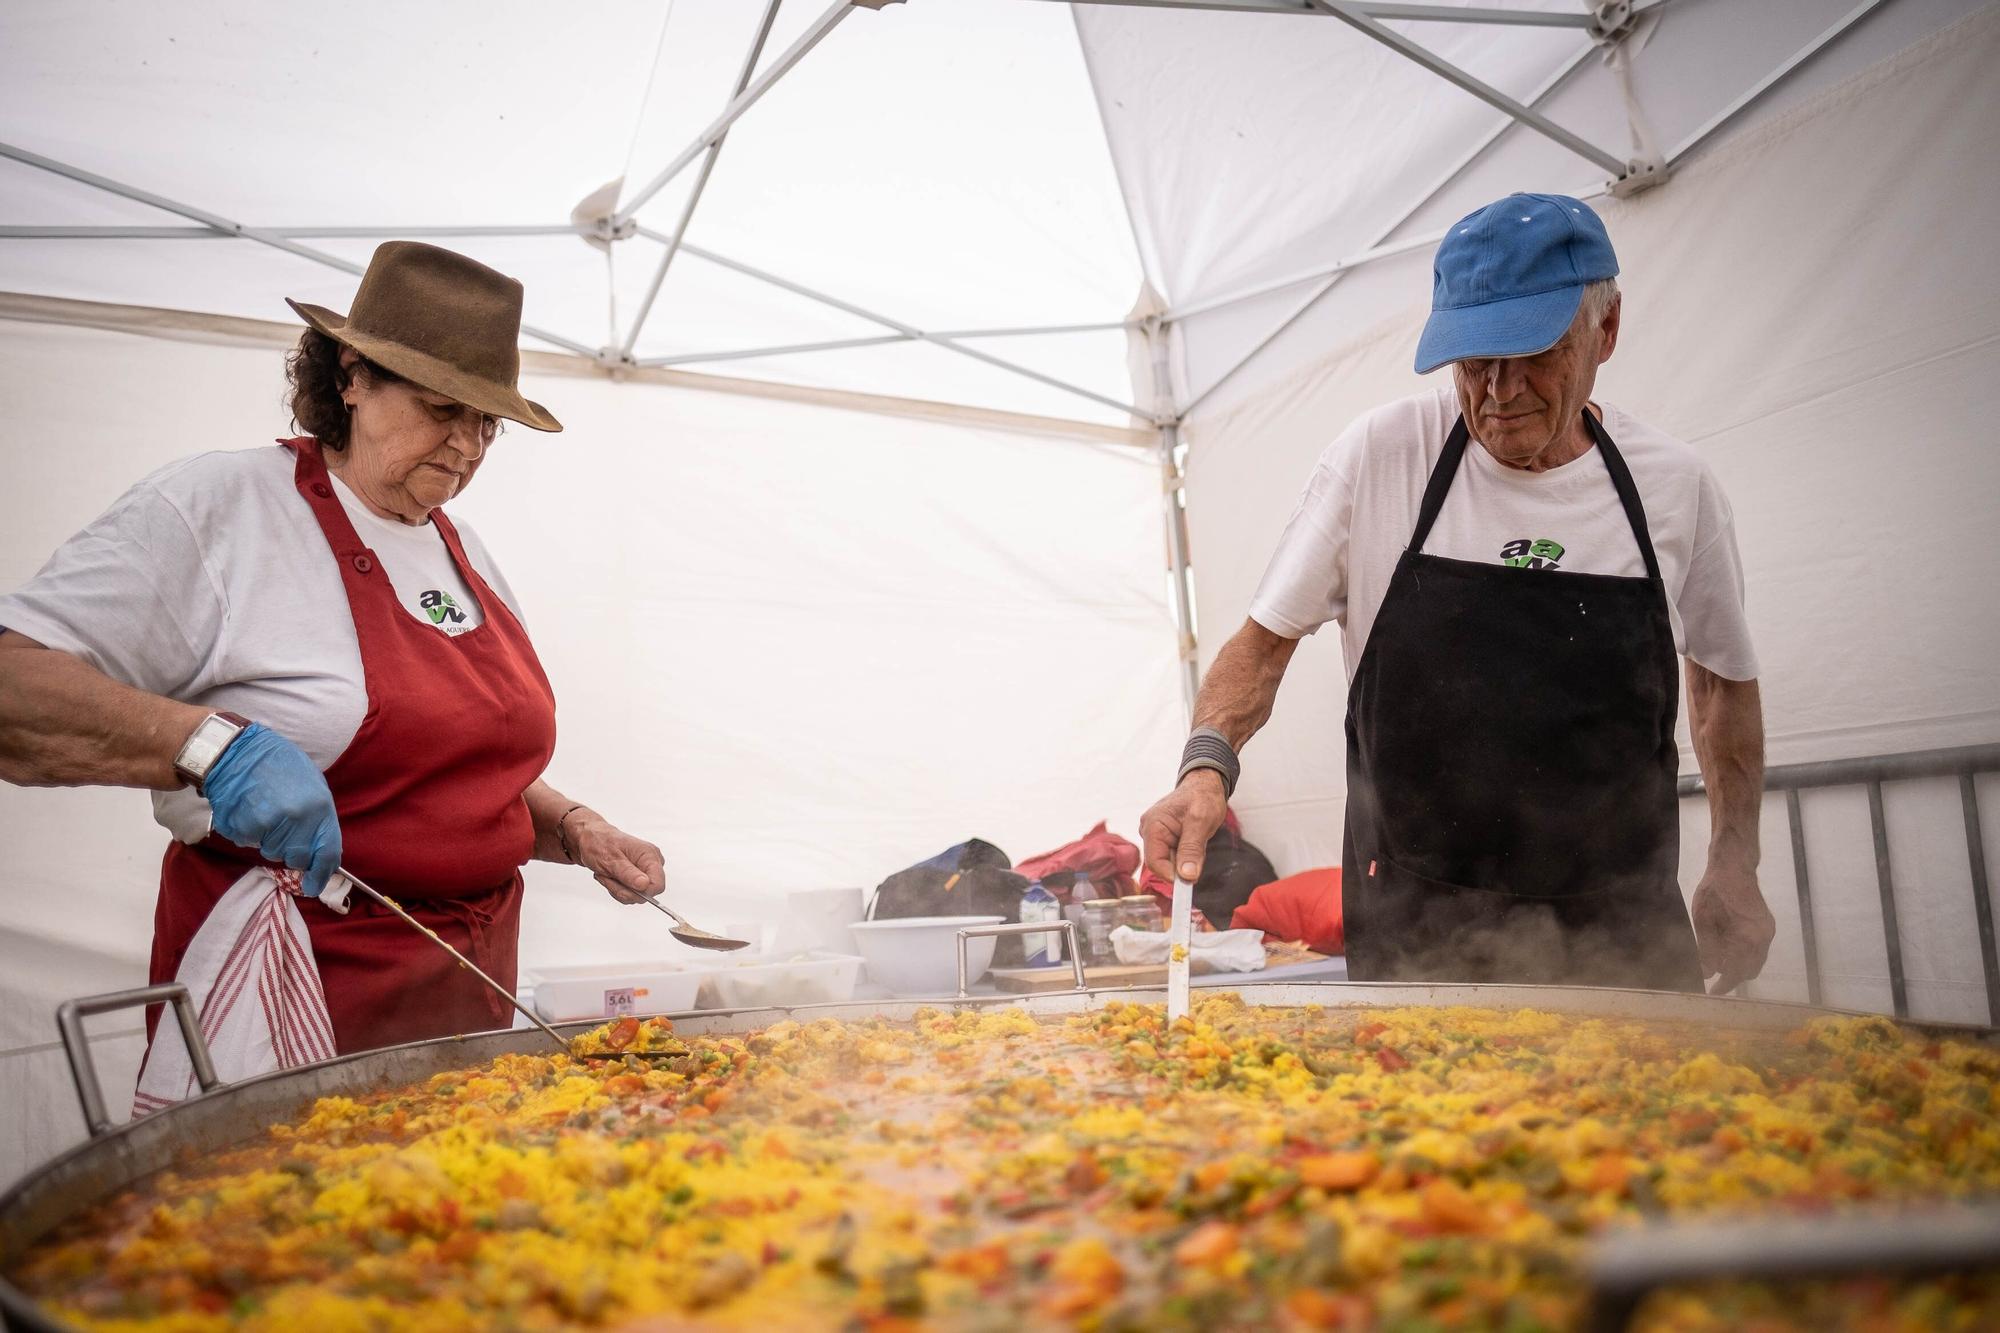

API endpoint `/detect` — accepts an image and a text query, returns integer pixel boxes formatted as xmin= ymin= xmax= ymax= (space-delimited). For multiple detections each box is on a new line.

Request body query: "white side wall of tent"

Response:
xmin=3 ymin=0 xmax=1997 ymax=1185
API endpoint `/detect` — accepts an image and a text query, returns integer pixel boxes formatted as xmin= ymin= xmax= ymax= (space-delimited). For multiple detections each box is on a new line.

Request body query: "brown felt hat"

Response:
xmin=287 ymin=241 xmax=562 ymax=432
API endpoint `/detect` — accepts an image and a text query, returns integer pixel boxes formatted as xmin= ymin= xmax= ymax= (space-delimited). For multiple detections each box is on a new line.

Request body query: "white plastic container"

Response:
xmin=767 ymin=887 xmax=867 ymax=957
xmin=694 ymin=949 xmax=865 ymax=1010
xmin=527 ymin=961 xmax=704 ymax=1022
xmin=848 ymin=915 xmax=1004 ymax=997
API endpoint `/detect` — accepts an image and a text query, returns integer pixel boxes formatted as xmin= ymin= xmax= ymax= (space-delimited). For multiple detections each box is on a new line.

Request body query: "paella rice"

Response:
xmin=10 ymin=996 xmax=2000 ymax=1330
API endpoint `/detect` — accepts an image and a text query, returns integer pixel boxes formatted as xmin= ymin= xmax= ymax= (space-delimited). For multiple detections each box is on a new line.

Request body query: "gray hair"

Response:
xmin=1577 ymin=277 xmax=1620 ymax=329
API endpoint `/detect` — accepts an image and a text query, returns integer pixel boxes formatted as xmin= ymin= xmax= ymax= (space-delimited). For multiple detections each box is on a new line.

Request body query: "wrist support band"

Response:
xmin=1177 ymin=726 xmax=1240 ymax=798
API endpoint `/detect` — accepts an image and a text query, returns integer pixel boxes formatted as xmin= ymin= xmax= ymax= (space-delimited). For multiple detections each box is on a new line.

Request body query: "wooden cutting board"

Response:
xmin=988 ymin=962 xmax=1171 ymax=992
xmin=989 ymin=942 xmax=1332 ymax=993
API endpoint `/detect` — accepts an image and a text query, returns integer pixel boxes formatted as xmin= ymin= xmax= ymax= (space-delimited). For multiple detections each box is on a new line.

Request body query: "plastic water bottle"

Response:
xmin=1020 ymin=880 xmax=1063 ymax=966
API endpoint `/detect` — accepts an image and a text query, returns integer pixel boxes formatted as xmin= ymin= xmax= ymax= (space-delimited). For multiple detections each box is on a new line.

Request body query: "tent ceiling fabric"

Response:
xmin=0 ymin=0 xmax=1144 ymax=425
xmin=5 ymin=0 xmax=1980 ymax=425
xmin=1075 ymin=0 xmax=1992 ymax=418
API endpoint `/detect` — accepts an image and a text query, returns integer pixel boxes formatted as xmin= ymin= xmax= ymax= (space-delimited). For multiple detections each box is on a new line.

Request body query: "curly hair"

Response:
xmin=284 ymin=329 xmax=406 ymax=450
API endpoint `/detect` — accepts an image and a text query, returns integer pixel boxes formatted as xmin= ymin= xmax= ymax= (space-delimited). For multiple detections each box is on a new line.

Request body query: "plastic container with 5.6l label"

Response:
xmin=527 ymin=961 xmax=704 ymax=1022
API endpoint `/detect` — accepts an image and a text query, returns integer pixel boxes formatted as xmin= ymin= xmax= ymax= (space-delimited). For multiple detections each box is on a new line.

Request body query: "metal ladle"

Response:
xmin=637 ymin=893 xmax=751 ymax=951
xmin=335 ymin=868 xmax=698 ymax=1060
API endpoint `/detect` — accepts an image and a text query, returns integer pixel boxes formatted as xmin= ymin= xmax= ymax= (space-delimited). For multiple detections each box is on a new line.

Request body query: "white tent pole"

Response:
xmin=1168 ymin=228 xmax=1444 ymax=324
xmin=613 ymin=0 xmax=873 ymax=229
xmin=0 ymin=142 xmax=362 ymax=273
xmin=1035 ymin=0 xmax=1596 ymax=26
xmin=1304 ymin=1 xmax=1628 ymax=176
xmin=930 ymin=320 xmax=1133 ymax=338
xmin=1149 ymin=322 xmax=1199 ymax=718
xmin=0 ymin=143 xmax=597 ymax=358
xmin=0 ymin=222 xmax=1138 ymax=346
xmin=1174 ymin=38 xmax=1598 ymax=415
xmin=636 ymin=334 xmax=912 ymax=367
xmin=0 ymin=226 xmax=227 ymax=239
xmin=1666 ymin=0 xmax=1894 ymax=167
xmin=1172 ymin=0 xmax=1892 ymax=416
xmin=618 ymin=0 xmax=786 ymax=360
xmin=630 ymin=321 xmax=1137 ymax=366
xmin=659 ymin=231 xmax=1161 ymax=421
xmin=0 ymin=225 xmax=587 ymax=240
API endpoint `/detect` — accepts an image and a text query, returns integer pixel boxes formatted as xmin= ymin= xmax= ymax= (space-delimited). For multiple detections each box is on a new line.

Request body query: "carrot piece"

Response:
xmin=1173 ymin=1220 xmax=1241 ymax=1267
xmin=1297 ymin=1152 xmax=1380 ymax=1191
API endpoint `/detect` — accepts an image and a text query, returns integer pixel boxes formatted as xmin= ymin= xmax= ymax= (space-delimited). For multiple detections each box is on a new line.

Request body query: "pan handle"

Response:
xmin=1582 ymin=1203 xmax=2000 ymax=1331
xmin=56 ymin=983 xmax=221 ymax=1137
xmin=955 ymin=920 xmax=1086 ymax=998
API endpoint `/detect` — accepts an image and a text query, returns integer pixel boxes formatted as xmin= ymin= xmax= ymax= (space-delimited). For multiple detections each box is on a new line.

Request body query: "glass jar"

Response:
xmin=1118 ymin=895 xmax=1164 ymax=934
xmin=1081 ymin=899 xmax=1125 ymax=964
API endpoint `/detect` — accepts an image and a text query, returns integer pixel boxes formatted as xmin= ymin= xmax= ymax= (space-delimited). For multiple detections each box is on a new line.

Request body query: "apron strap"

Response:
xmin=1581 ymin=409 xmax=1664 ymax=584
xmin=1409 ymin=415 xmax=1471 ymax=555
xmin=1410 ymin=411 xmax=1665 ymax=585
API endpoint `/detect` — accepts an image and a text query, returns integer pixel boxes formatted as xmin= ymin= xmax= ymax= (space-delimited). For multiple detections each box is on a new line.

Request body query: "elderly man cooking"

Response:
xmin=1141 ymin=193 xmax=1775 ymax=994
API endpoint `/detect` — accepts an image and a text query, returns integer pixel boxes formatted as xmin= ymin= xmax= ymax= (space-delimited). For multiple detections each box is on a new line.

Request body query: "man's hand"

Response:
xmin=1690 ymin=860 xmax=1775 ymax=995
xmin=566 ymin=812 xmax=668 ymax=905
xmin=1141 ymin=769 xmax=1229 ymax=884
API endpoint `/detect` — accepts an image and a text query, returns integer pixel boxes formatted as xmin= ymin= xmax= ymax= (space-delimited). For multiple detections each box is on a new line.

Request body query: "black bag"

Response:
xmin=1195 ymin=826 xmax=1278 ymax=929
xmin=869 ymin=842 xmax=1034 ymax=966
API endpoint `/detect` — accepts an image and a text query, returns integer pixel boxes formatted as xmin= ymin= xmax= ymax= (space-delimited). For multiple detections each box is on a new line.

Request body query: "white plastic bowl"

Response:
xmin=848 ymin=915 xmax=1004 ymax=997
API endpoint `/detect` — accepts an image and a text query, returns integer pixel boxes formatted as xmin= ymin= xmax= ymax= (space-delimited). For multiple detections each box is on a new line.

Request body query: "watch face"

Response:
xmin=181 ymin=732 xmax=227 ymax=772
xmin=177 ymin=715 xmax=242 ymax=782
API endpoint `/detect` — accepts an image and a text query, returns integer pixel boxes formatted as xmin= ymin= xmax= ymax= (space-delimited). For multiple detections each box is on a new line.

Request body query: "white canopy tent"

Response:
xmin=3 ymin=0 xmax=1996 ymax=1183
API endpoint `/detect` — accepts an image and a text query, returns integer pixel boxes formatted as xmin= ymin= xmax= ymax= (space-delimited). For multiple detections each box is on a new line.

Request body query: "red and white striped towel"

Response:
xmin=133 ymin=867 xmax=344 ymax=1116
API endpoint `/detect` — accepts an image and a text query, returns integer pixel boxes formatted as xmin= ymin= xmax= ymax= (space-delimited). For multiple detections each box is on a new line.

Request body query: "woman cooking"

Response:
xmin=0 ymin=241 xmax=665 ymax=1102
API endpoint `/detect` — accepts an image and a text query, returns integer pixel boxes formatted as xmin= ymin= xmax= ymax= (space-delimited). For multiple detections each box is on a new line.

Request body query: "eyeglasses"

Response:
xmin=420 ymin=396 xmax=502 ymax=442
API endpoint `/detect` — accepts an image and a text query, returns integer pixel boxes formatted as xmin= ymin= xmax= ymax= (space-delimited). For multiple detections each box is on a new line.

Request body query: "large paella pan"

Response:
xmin=3 ymin=983 xmax=1998 ymax=1331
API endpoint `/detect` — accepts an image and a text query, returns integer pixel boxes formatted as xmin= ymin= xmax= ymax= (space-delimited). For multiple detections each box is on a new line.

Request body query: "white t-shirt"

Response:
xmin=0 ymin=444 xmax=526 ymax=839
xmin=1249 ymin=387 xmax=1759 ymax=681
xmin=327 ymin=470 xmax=486 ymax=636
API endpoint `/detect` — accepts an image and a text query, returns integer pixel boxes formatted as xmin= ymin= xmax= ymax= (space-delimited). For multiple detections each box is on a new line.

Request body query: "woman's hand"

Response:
xmin=564 ymin=810 xmax=667 ymax=905
xmin=203 ymin=723 xmax=342 ymax=896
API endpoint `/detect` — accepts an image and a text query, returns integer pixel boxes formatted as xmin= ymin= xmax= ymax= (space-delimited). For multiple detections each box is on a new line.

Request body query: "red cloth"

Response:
xmin=146 ymin=438 xmax=558 ymax=1058
xmin=1013 ymin=820 xmax=1141 ymax=898
xmin=1231 ymin=868 xmax=1345 ymax=955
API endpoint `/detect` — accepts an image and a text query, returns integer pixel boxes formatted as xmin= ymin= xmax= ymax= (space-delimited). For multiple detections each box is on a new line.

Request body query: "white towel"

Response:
xmin=132 ymin=866 xmax=343 ymax=1116
xmin=1109 ymin=925 xmax=1269 ymax=973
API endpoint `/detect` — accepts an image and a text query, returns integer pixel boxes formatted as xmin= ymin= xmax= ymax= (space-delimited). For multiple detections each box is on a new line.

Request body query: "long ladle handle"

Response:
xmin=640 ymin=894 xmax=691 ymax=928
xmin=338 ymin=868 xmax=571 ymax=1055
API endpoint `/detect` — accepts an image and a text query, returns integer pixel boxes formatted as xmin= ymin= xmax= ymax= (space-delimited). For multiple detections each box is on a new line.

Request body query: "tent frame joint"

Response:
xmin=593 ymin=346 xmax=641 ymax=376
xmin=1588 ymin=0 xmax=1638 ymax=45
xmin=1607 ymin=155 xmax=1670 ymax=199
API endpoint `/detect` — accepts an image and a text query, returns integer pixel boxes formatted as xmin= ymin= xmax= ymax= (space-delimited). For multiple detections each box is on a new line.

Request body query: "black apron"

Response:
xmin=1341 ymin=410 xmax=1702 ymax=992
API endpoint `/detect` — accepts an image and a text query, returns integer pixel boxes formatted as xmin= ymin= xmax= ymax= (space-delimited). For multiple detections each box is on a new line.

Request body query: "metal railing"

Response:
xmin=1678 ymin=743 xmax=2000 ymax=1023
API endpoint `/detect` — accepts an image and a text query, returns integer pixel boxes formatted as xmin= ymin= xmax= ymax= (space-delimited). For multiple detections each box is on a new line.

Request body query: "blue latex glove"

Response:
xmin=202 ymin=723 xmax=342 ymax=897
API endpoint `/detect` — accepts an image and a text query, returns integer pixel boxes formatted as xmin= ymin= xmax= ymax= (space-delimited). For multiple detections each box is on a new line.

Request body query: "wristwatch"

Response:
xmin=173 ymin=711 xmax=252 ymax=793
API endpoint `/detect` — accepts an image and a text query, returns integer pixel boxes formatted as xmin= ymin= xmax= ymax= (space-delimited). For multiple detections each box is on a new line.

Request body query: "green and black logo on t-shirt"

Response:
xmin=420 ymin=589 xmax=468 ymax=626
xmin=1500 ymin=538 xmax=1564 ymax=571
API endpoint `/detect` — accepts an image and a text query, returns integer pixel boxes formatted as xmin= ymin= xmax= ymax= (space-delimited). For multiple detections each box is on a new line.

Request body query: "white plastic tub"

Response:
xmin=848 ymin=915 xmax=1004 ymax=997
xmin=694 ymin=949 xmax=865 ymax=1010
xmin=527 ymin=961 xmax=704 ymax=1022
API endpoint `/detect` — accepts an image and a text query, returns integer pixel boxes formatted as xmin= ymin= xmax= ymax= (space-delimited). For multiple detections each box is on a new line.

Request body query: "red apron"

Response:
xmin=146 ymin=438 xmax=557 ymax=1054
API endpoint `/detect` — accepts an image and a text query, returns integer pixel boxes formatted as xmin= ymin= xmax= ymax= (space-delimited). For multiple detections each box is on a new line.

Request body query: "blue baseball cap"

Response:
xmin=1414 ymin=193 xmax=1618 ymax=374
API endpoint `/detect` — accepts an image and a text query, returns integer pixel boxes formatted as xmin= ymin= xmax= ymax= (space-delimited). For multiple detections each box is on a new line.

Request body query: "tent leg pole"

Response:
xmin=1150 ymin=321 xmax=1199 ymax=721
